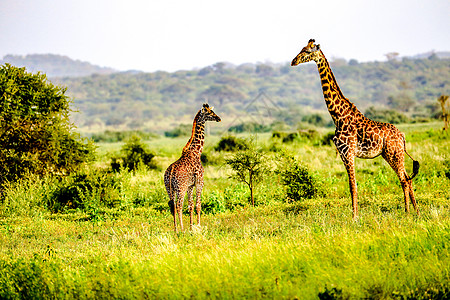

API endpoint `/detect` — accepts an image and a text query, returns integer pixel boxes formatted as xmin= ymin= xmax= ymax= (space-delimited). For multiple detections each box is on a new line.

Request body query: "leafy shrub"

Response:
xmin=200 ymin=151 xmax=223 ymax=165
xmin=301 ymin=113 xmax=329 ymax=127
xmin=49 ymin=170 xmax=121 ymax=212
xmin=202 ymin=191 xmax=226 ymax=214
xmin=215 ymin=136 xmax=248 ymax=152
xmin=365 ymin=106 xmax=410 ymax=124
xmin=277 ymin=154 xmax=323 ymax=201
xmin=321 ymin=132 xmax=335 ymax=146
xmin=91 ymin=130 xmax=158 ymax=143
xmin=228 ymin=122 xmax=271 ymax=133
xmin=298 ymin=129 xmax=320 ymax=141
xmin=0 ymin=64 xmax=95 ymax=186
xmin=226 ymin=142 xmax=268 ymax=206
xmin=272 ymin=131 xmax=299 ymax=143
xmin=110 ymin=135 xmax=157 ymax=172
xmin=164 ymin=124 xmax=192 ymax=137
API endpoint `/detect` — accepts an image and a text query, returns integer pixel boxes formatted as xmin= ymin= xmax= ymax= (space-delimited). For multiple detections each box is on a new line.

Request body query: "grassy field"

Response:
xmin=0 ymin=122 xmax=449 ymax=299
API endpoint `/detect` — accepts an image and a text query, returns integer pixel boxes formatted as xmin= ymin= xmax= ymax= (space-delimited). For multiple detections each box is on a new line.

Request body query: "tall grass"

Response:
xmin=0 ymin=123 xmax=449 ymax=299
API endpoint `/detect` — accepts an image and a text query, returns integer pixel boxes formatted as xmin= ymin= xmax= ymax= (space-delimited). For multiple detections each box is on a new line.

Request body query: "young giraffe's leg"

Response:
xmin=195 ymin=182 xmax=204 ymax=226
xmin=186 ymin=185 xmax=195 ymax=229
xmin=164 ymin=169 xmax=178 ymax=233
xmin=176 ymin=188 xmax=186 ymax=232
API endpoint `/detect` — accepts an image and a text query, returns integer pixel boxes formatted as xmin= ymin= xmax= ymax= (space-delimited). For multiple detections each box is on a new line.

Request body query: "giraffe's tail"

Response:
xmin=403 ymin=136 xmax=419 ymax=181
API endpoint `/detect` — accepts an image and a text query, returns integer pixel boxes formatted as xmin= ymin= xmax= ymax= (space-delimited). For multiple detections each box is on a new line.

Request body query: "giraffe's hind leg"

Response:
xmin=164 ymin=168 xmax=178 ymax=233
xmin=382 ymin=150 xmax=416 ymax=214
xmin=186 ymin=185 xmax=195 ymax=229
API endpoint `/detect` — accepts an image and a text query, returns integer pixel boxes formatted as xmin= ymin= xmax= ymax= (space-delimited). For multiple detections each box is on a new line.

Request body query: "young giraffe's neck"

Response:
xmin=316 ymin=51 xmax=362 ymax=125
xmin=182 ymin=111 xmax=205 ymax=158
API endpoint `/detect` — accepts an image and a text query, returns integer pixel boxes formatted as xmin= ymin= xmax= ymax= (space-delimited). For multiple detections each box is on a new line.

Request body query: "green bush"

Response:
xmin=110 ymin=135 xmax=157 ymax=172
xmin=49 ymin=170 xmax=121 ymax=212
xmin=321 ymin=132 xmax=335 ymax=146
xmin=215 ymin=136 xmax=248 ymax=152
xmin=277 ymin=154 xmax=323 ymax=201
xmin=202 ymin=191 xmax=226 ymax=214
xmin=0 ymin=64 xmax=95 ymax=186
xmin=301 ymin=113 xmax=329 ymax=127
xmin=164 ymin=124 xmax=192 ymax=137
xmin=91 ymin=130 xmax=158 ymax=143
xmin=228 ymin=122 xmax=271 ymax=133
xmin=365 ymin=106 xmax=410 ymax=124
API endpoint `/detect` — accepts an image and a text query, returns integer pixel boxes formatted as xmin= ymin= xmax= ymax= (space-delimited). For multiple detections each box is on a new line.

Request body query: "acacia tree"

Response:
xmin=225 ymin=142 xmax=267 ymax=206
xmin=0 ymin=64 xmax=94 ymax=186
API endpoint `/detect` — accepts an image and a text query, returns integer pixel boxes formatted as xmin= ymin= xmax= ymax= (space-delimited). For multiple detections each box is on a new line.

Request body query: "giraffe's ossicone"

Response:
xmin=292 ymin=39 xmax=420 ymax=219
xmin=164 ymin=103 xmax=221 ymax=233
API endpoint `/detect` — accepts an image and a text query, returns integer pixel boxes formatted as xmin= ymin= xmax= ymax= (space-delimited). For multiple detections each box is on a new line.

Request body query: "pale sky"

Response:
xmin=0 ymin=0 xmax=449 ymax=72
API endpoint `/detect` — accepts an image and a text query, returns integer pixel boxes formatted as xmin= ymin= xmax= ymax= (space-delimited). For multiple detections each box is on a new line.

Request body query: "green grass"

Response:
xmin=0 ymin=122 xmax=449 ymax=299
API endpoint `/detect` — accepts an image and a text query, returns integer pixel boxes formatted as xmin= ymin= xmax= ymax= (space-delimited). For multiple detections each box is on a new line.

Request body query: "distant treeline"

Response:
xmin=6 ymin=54 xmax=448 ymax=132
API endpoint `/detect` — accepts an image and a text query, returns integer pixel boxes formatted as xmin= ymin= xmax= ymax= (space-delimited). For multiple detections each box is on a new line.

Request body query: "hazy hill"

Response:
xmin=52 ymin=55 xmax=449 ymax=133
xmin=1 ymin=52 xmax=448 ymax=133
xmin=1 ymin=54 xmax=116 ymax=78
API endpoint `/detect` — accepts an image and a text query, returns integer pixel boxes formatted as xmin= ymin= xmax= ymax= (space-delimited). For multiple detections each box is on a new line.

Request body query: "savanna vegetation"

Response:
xmin=1 ymin=122 xmax=449 ymax=299
xmin=0 ymin=62 xmax=449 ymax=299
xmin=50 ymin=55 xmax=449 ymax=133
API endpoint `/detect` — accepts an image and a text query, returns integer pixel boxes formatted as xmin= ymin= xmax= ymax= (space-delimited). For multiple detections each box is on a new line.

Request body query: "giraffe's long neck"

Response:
xmin=316 ymin=51 xmax=362 ymax=125
xmin=182 ymin=112 xmax=205 ymax=158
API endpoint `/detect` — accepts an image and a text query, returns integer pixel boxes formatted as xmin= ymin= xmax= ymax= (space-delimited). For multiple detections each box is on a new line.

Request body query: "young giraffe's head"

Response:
xmin=199 ymin=103 xmax=221 ymax=123
xmin=291 ymin=39 xmax=322 ymax=66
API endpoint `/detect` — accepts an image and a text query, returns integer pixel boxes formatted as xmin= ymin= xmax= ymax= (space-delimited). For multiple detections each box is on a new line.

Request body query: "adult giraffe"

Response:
xmin=291 ymin=39 xmax=419 ymax=219
xmin=164 ymin=103 xmax=221 ymax=232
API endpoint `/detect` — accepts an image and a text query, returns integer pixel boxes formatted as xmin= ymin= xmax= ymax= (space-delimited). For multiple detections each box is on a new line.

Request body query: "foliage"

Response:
xmin=364 ymin=106 xmax=410 ymax=124
xmin=272 ymin=131 xmax=299 ymax=143
xmin=90 ymin=130 xmax=158 ymax=143
xmin=301 ymin=113 xmax=330 ymax=127
xmin=110 ymin=135 xmax=157 ymax=172
xmin=49 ymin=169 xmax=121 ymax=213
xmin=164 ymin=124 xmax=191 ymax=137
xmin=228 ymin=122 xmax=272 ymax=133
xmin=225 ymin=141 xmax=268 ymax=206
xmin=0 ymin=64 xmax=95 ymax=186
xmin=0 ymin=123 xmax=449 ymax=299
xmin=321 ymin=132 xmax=335 ymax=146
xmin=53 ymin=57 xmax=449 ymax=130
xmin=277 ymin=154 xmax=323 ymax=201
xmin=215 ymin=136 xmax=248 ymax=151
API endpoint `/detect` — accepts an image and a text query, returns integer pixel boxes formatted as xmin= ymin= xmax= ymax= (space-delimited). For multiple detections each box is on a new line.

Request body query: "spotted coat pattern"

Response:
xmin=292 ymin=39 xmax=419 ymax=219
xmin=164 ymin=104 xmax=221 ymax=232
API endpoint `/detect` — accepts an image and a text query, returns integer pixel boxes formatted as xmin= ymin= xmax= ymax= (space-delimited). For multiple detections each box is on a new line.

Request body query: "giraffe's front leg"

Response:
xmin=334 ymin=136 xmax=358 ymax=219
xmin=186 ymin=186 xmax=195 ymax=229
xmin=345 ymin=158 xmax=358 ymax=219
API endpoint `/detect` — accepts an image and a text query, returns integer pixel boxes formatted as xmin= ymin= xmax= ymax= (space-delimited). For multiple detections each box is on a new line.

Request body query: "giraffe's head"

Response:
xmin=200 ymin=103 xmax=221 ymax=122
xmin=291 ymin=39 xmax=322 ymax=66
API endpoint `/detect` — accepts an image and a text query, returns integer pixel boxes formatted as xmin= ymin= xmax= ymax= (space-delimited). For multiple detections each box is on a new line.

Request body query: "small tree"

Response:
xmin=225 ymin=142 xmax=267 ymax=206
xmin=0 ymin=64 xmax=94 ymax=186
xmin=276 ymin=154 xmax=323 ymax=201
xmin=110 ymin=135 xmax=156 ymax=172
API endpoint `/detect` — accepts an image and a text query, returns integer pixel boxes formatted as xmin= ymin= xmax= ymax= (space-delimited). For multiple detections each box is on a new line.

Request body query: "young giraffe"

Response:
xmin=291 ymin=39 xmax=420 ymax=219
xmin=164 ymin=103 xmax=221 ymax=232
